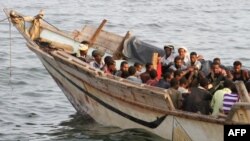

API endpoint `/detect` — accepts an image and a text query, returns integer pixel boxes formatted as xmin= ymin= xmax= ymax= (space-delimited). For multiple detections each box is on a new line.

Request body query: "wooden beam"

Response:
xmin=89 ymin=19 xmax=107 ymax=46
xmin=235 ymin=81 xmax=250 ymax=103
xmin=113 ymin=31 xmax=131 ymax=59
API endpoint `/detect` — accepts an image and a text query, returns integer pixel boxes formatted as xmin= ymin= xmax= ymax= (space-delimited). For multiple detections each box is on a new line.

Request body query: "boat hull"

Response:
xmin=28 ymin=43 xmax=224 ymax=141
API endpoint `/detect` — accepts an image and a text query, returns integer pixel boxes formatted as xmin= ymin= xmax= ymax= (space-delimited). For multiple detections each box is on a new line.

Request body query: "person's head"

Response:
xmin=178 ymin=47 xmax=187 ymax=58
xmin=128 ymin=66 xmax=137 ymax=76
xmin=120 ymin=61 xmax=129 ymax=72
xmin=78 ymin=43 xmax=88 ymax=57
xmin=170 ymin=78 xmax=179 ymax=89
xmin=107 ymin=60 xmax=116 ymax=72
xmin=233 ymin=61 xmax=242 ymax=73
xmin=104 ymin=56 xmax=113 ymax=64
xmin=213 ymin=57 xmax=221 ymax=65
xmin=179 ymin=77 xmax=188 ymax=88
xmin=223 ymin=79 xmax=234 ymax=89
xmin=149 ymin=69 xmax=158 ymax=79
xmin=190 ymin=52 xmax=198 ymax=64
xmin=231 ymin=84 xmax=238 ymax=94
xmin=199 ymin=78 xmax=209 ymax=89
xmin=174 ymin=56 xmax=183 ymax=68
xmin=163 ymin=72 xmax=173 ymax=81
xmin=164 ymin=45 xmax=174 ymax=57
xmin=92 ymin=50 xmax=104 ymax=63
xmin=211 ymin=62 xmax=221 ymax=74
xmin=174 ymin=70 xmax=183 ymax=80
xmin=134 ymin=62 xmax=143 ymax=72
xmin=145 ymin=62 xmax=153 ymax=72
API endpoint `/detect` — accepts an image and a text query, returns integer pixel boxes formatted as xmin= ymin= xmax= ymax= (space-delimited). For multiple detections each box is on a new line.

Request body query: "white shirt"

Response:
xmin=161 ymin=53 xmax=175 ymax=66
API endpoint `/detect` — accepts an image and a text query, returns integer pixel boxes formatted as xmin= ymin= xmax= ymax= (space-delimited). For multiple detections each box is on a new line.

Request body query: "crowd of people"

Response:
xmin=75 ymin=41 xmax=250 ymax=118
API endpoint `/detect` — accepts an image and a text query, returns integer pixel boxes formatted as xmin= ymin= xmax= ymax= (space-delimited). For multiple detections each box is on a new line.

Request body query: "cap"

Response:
xmin=92 ymin=49 xmax=104 ymax=57
xmin=79 ymin=44 xmax=88 ymax=51
xmin=178 ymin=46 xmax=188 ymax=52
xmin=164 ymin=45 xmax=174 ymax=49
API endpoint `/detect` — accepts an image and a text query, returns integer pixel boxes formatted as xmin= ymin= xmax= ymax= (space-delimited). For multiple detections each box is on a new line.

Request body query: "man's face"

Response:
xmin=164 ymin=48 xmax=172 ymax=56
xmin=178 ymin=48 xmax=186 ymax=58
xmin=190 ymin=55 xmax=197 ymax=63
xmin=212 ymin=64 xmax=221 ymax=74
xmin=234 ymin=65 xmax=241 ymax=73
xmin=175 ymin=59 xmax=183 ymax=68
xmin=122 ymin=64 xmax=129 ymax=71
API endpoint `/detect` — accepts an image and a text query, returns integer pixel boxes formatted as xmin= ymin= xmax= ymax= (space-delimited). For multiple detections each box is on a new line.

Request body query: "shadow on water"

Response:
xmin=42 ymin=113 xmax=168 ymax=141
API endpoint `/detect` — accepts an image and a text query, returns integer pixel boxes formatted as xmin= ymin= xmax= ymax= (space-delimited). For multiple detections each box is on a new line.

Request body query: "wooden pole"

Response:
xmin=151 ymin=52 xmax=158 ymax=70
xmin=113 ymin=31 xmax=131 ymax=59
xmin=89 ymin=19 xmax=107 ymax=46
xmin=235 ymin=81 xmax=250 ymax=103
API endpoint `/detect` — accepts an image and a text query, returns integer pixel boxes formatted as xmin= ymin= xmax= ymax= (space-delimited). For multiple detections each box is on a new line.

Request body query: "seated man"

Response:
xmin=76 ymin=41 xmax=90 ymax=62
xmin=211 ymin=79 xmax=234 ymax=117
xmin=140 ymin=63 xmax=154 ymax=83
xmin=231 ymin=61 xmax=249 ymax=83
xmin=207 ymin=62 xmax=232 ymax=93
xmin=89 ymin=49 xmax=104 ymax=70
xmin=182 ymin=78 xmax=212 ymax=114
xmin=115 ymin=61 xmax=129 ymax=77
xmin=222 ymin=84 xmax=239 ymax=115
xmin=104 ymin=59 xmax=117 ymax=75
xmin=161 ymin=45 xmax=175 ymax=73
xmin=127 ymin=66 xmax=142 ymax=83
xmin=146 ymin=69 xmax=159 ymax=86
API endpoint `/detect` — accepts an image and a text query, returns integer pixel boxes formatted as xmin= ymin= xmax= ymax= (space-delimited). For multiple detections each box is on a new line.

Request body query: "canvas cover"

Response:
xmin=122 ymin=36 xmax=165 ymax=64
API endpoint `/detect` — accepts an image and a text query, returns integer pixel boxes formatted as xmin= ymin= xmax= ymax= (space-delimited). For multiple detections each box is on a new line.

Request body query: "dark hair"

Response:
xmin=120 ymin=61 xmax=128 ymax=68
xmin=231 ymin=84 xmax=238 ymax=94
xmin=233 ymin=61 xmax=242 ymax=67
xmin=223 ymin=79 xmax=234 ymax=89
xmin=190 ymin=52 xmax=197 ymax=56
xmin=145 ymin=63 xmax=153 ymax=70
xmin=174 ymin=70 xmax=182 ymax=77
xmin=107 ymin=60 xmax=116 ymax=67
xmin=170 ymin=78 xmax=179 ymax=88
xmin=134 ymin=62 xmax=142 ymax=67
xmin=149 ymin=69 xmax=158 ymax=79
xmin=128 ymin=66 xmax=137 ymax=76
xmin=174 ymin=56 xmax=182 ymax=63
xmin=81 ymin=40 xmax=89 ymax=44
xmin=163 ymin=72 xmax=172 ymax=80
xmin=179 ymin=77 xmax=188 ymax=85
xmin=199 ymin=78 xmax=209 ymax=88
xmin=213 ymin=57 xmax=220 ymax=63
xmin=104 ymin=56 xmax=113 ymax=64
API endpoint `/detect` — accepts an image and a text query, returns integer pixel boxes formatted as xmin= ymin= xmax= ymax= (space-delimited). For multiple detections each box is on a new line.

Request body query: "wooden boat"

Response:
xmin=4 ymin=9 xmax=250 ymax=141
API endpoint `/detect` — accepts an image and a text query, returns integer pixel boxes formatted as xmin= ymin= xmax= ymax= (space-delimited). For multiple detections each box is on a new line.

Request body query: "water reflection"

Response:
xmin=47 ymin=113 xmax=167 ymax=141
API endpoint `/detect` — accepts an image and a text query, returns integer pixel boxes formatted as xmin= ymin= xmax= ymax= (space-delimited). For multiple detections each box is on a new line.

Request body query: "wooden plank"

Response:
xmin=152 ymin=52 xmax=158 ymax=70
xmin=235 ymin=81 xmax=250 ymax=103
xmin=89 ymin=19 xmax=107 ymax=46
xmin=79 ymin=25 xmax=124 ymax=53
xmin=113 ymin=31 xmax=131 ymax=59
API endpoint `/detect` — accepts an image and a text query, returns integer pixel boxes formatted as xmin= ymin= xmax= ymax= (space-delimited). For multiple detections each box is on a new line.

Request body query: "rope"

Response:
xmin=8 ymin=19 xmax=13 ymax=91
xmin=0 ymin=17 xmax=9 ymax=22
xmin=42 ymin=18 xmax=61 ymax=31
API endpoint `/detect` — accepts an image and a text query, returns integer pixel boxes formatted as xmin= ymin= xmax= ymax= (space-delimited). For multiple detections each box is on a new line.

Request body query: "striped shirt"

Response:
xmin=222 ymin=93 xmax=239 ymax=114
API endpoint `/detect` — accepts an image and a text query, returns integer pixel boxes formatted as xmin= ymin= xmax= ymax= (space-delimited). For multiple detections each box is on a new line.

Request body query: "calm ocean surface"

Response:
xmin=0 ymin=0 xmax=250 ymax=140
